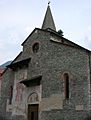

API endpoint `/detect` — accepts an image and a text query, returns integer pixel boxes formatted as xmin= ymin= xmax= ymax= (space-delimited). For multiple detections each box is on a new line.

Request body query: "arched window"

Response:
xmin=64 ymin=73 xmax=69 ymax=99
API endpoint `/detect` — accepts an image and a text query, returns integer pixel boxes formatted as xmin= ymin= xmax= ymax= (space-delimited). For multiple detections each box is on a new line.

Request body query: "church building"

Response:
xmin=0 ymin=4 xmax=91 ymax=120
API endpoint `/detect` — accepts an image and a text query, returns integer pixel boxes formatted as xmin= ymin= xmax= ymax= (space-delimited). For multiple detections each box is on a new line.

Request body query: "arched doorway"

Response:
xmin=27 ymin=92 xmax=39 ymax=120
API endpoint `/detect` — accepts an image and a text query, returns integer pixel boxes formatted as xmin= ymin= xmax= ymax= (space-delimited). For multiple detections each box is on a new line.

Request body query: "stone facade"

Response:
xmin=0 ymin=5 xmax=91 ymax=120
xmin=0 ymin=68 xmax=4 ymax=98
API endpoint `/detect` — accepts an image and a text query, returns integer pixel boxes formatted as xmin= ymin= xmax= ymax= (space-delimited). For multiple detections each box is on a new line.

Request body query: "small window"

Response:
xmin=9 ymin=86 xmax=13 ymax=104
xmin=64 ymin=73 xmax=69 ymax=99
xmin=32 ymin=43 xmax=39 ymax=53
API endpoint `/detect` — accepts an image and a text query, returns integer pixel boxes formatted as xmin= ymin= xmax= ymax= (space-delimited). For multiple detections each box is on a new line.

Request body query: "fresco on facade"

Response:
xmin=28 ymin=92 xmax=39 ymax=103
xmin=15 ymin=83 xmax=24 ymax=102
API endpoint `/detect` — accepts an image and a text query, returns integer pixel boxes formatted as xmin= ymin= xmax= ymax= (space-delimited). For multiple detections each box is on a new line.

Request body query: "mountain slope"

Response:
xmin=0 ymin=61 xmax=12 ymax=68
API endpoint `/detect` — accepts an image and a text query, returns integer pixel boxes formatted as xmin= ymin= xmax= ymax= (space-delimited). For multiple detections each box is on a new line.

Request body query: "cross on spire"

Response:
xmin=48 ymin=1 xmax=51 ymax=6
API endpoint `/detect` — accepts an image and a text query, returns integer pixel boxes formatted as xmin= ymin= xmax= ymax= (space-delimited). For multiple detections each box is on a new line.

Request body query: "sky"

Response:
xmin=0 ymin=0 xmax=91 ymax=65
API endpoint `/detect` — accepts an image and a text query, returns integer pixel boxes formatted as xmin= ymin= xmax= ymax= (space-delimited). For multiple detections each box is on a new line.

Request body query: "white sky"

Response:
xmin=0 ymin=0 xmax=91 ymax=65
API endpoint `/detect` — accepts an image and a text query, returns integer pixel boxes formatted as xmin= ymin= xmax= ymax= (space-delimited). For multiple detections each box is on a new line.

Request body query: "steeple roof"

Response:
xmin=42 ymin=5 xmax=56 ymax=31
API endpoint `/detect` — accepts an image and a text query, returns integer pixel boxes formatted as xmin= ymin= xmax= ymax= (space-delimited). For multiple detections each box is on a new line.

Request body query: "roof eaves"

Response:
xmin=63 ymin=37 xmax=91 ymax=52
xmin=49 ymin=30 xmax=91 ymax=53
xmin=8 ymin=57 xmax=31 ymax=69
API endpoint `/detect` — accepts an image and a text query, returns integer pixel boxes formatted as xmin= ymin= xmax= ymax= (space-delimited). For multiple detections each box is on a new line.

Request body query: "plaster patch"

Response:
xmin=75 ymin=105 xmax=84 ymax=110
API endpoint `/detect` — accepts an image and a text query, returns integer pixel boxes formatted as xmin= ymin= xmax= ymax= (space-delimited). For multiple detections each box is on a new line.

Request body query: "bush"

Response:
xmin=57 ymin=29 xmax=63 ymax=36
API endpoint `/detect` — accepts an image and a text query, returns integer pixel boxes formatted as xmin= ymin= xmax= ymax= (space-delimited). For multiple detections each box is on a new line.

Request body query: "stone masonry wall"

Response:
xmin=0 ymin=29 xmax=90 ymax=120
xmin=26 ymin=30 xmax=90 ymax=119
xmin=0 ymin=68 xmax=14 ymax=119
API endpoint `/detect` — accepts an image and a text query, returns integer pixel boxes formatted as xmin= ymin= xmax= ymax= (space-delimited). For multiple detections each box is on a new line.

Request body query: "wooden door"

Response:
xmin=28 ymin=104 xmax=39 ymax=120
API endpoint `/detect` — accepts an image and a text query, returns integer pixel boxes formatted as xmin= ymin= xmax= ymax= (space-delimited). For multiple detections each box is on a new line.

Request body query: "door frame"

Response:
xmin=27 ymin=104 xmax=39 ymax=120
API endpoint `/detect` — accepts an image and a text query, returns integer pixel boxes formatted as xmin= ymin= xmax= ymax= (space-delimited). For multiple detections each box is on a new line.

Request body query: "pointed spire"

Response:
xmin=42 ymin=4 xmax=56 ymax=31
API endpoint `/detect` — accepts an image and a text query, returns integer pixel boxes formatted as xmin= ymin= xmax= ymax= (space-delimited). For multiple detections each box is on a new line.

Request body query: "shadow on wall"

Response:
xmin=0 ymin=116 xmax=10 ymax=120
xmin=84 ymin=116 xmax=91 ymax=120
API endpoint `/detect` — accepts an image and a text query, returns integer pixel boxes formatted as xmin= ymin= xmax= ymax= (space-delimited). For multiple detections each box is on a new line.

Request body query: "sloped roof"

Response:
xmin=42 ymin=5 xmax=56 ymax=31
xmin=22 ymin=28 xmax=91 ymax=53
xmin=5 ymin=27 xmax=91 ymax=73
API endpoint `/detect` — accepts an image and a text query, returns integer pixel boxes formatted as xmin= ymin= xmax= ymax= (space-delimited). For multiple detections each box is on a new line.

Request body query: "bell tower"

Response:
xmin=41 ymin=3 xmax=56 ymax=31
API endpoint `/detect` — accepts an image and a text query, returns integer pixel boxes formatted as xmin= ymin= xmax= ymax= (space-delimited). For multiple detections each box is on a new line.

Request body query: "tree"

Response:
xmin=57 ymin=29 xmax=63 ymax=36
